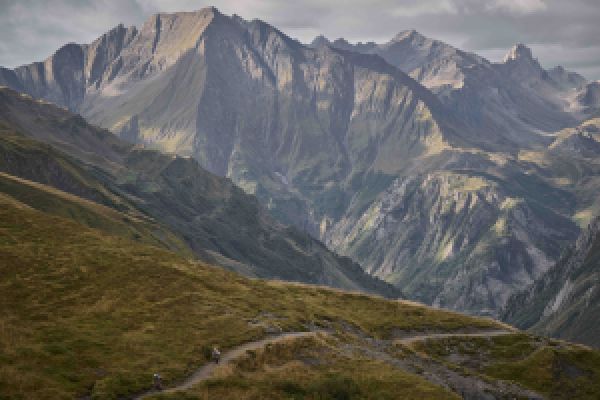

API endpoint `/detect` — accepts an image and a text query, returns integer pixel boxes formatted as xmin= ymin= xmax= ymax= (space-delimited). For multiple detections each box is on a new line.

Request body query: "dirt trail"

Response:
xmin=134 ymin=331 xmax=322 ymax=399
xmin=339 ymin=329 xmax=541 ymax=400
xmin=395 ymin=330 xmax=514 ymax=346
xmin=135 ymin=329 xmax=516 ymax=399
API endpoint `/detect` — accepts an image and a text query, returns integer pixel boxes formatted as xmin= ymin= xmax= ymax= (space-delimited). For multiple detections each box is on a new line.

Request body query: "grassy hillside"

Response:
xmin=0 ymin=171 xmax=192 ymax=256
xmin=0 ymin=128 xmax=194 ymax=256
xmin=0 ymin=190 xmax=496 ymax=399
xmin=178 ymin=336 xmax=461 ymax=400
xmin=2 ymin=189 xmax=600 ymax=399
xmin=0 ymin=127 xmax=128 ymax=210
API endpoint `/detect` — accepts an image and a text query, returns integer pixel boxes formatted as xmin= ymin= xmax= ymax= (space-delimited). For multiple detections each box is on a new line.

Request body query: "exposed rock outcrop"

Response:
xmin=503 ymin=217 xmax=600 ymax=348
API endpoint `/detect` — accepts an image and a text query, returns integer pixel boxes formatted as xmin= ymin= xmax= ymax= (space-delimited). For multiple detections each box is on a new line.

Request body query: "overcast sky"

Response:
xmin=1 ymin=0 xmax=599 ymax=80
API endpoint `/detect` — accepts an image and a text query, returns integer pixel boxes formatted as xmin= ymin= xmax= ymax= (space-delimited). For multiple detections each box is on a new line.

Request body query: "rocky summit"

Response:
xmin=1 ymin=7 xmax=599 ymax=319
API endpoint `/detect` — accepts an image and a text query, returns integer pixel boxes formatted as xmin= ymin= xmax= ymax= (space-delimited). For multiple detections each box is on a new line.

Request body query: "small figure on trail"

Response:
xmin=153 ymin=372 xmax=162 ymax=390
xmin=212 ymin=346 xmax=221 ymax=364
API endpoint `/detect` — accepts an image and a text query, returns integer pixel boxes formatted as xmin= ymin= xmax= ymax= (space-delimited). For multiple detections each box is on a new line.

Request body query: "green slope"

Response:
xmin=0 ymin=171 xmax=192 ymax=256
xmin=0 ymin=191 xmax=496 ymax=399
xmin=2 ymin=191 xmax=600 ymax=399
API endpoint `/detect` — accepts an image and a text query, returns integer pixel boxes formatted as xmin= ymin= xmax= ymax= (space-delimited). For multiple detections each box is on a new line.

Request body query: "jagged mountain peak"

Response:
xmin=85 ymin=22 xmax=137 ymax=48
xmin=132 ymin=6 xmax=221 ymax=43
xmin=577 ymin=81 xmax=600 ymax=113
xmin=310 ymin=35 xmax=329 ymax=47
xmin=154 ymin=5 xmax=221 ymax=18
xmin=548 ymin=65 xmax=587 ymax=90
xmin=392 ymin=29 xmax=424 ymax=42
xmin=310 ymin=34 xmax=330 ymax=48
xmin=141 ymin=6 xmax=222 ymax=30
xmin=52 ymin=42 xmax=84 ymax=58
xmin=137 ymin=5 xmax=228 ymax=39
xmin=499 ymin=42 xmax=549 ymax=83
xmin=332 ymin=37 xmax=351 ymax=47
xmin=246 ymin=16 xmax=300 ymax=41
xmin=503 ymin=43 xmax=535 ymax=63
xmin=322 ymin=37 xmax=376 ymax=53
xmin=388 ymin=29 xmax=456 ymax=52
xmin=16 ymin=40 xmax=85 ymax=69
xmin=381 ymin=29 xmax=477 ymax=64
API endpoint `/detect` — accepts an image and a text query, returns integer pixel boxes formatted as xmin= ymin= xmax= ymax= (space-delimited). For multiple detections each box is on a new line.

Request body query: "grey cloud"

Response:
xmin=0 ymin=0 xmax=599 ymax=79
xmin=0 ymin=0 xmax=146 ymax=67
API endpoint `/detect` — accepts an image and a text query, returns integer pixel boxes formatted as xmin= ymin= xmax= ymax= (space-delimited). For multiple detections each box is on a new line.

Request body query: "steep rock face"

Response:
xmin=548 ymin=65 xmax=587 ymax=91
xmin=500 ymin=43 xmax=543 ymax=78
xmin=326 ymin=170 xmax=578 ymax=315
xmin=84 ymin=24 xmax=138 ymax=88
xmin=0 ymin=24 xmax=139 ymax=111
xmin=522 ymin=117 xmax=600 ymax=228
xmin=503 ymin=217 xmax=600 ymax=348
xmin=11 ymin=43 xmax=86 ymax=110
xmin=0 ymin=86 xmax=400 ymax=297
xmin=576 ymin=81 xmax=600 ymax=115
xmin=495 ymin=44 xmax=581 ymax=111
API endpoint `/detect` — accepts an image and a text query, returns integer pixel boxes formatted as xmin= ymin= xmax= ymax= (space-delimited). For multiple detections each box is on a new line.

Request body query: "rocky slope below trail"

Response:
xmin=0 ymin=86 xmax=400 ymax=298
xmin=503 ymin=216 xmax=600 ymax=348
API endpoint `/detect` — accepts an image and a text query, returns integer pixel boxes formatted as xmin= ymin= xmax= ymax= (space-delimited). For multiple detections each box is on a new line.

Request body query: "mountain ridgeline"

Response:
xmin=1 ymin=7 xmax=599 ymax=318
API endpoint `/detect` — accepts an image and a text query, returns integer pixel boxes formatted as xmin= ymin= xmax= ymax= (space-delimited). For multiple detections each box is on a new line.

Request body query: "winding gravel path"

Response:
xmin=134 ymin=331 xmax=322 ymax=399
xmin=395 ymin=330 xmax=514 ymax=346
xmin=134 ymin=328 xmax=515 ymax=399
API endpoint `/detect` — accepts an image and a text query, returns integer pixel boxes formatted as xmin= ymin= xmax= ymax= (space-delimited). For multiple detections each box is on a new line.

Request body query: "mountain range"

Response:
xmin=1 ymin=6 xmax=599 ymax=321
